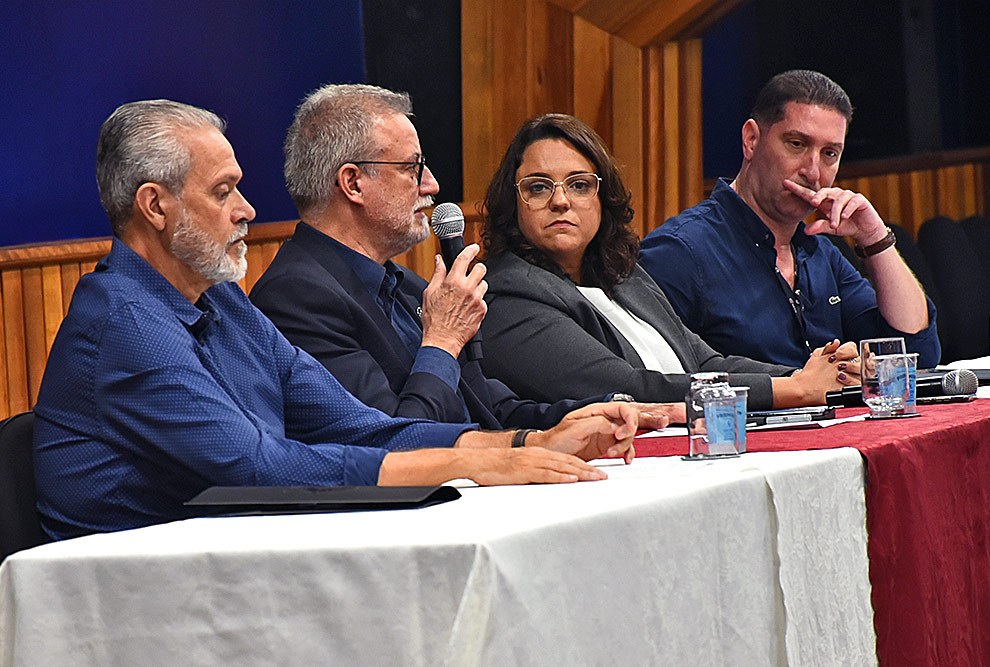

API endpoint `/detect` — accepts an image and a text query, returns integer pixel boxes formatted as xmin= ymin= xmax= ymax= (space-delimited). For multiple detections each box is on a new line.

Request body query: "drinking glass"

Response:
xmin=860 ymin=337 xmax=907 ymax=417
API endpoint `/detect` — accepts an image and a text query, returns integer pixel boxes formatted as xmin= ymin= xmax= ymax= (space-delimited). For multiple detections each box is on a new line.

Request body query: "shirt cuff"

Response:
xmin=342 ymin=446 xmax=389 ymax=485
xmin=411 ymin=345 xmax=461 ymax=391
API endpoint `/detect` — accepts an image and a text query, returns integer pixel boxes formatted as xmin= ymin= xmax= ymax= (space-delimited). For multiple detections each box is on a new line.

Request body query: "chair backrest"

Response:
xmin=918 ymin=216 xmax=990 ymax=363
xmin=888 ymin=223 xmax=940 ymax=308
xmin=0 ymin=412 xmax=49 ymax=562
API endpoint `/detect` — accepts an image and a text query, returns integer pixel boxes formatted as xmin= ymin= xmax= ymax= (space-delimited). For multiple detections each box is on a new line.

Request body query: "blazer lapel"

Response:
xmin=612 ymin=269 xmax=695 ymax=369
xmin=293 ymin=224 xmax=417 ymax=372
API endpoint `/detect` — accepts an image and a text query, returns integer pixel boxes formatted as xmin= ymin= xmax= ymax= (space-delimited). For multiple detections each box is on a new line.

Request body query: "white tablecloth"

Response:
xmin=0 ymin=449 xmax=875 ymax=666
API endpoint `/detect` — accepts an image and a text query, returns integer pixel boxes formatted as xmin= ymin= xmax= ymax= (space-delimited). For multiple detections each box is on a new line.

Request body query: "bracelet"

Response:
xmin=511 ymin=429 xmax=538 ymax=448
xmin=854 ymin=227 xmax=896 ymax=258
xmin=609 ymin=392 xmax=635 ymax=402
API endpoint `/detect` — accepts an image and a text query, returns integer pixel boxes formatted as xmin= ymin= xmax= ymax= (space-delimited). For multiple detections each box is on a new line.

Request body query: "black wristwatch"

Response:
xmin=511 ymin=429 xmax=538 ymax=447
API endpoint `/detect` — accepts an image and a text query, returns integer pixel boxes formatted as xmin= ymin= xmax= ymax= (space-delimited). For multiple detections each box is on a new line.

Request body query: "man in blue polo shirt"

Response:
xmin=640 ymin=70 xmax=939 ymax=369
xmin=33 ymin=100 xmax=647 ymax=540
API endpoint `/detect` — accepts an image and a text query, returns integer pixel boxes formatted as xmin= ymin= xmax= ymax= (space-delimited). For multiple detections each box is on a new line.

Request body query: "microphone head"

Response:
xmin=430 ymin=202 xmax=465 ymax=239
xmin=942 ymin=368 xmax=979 ymax=395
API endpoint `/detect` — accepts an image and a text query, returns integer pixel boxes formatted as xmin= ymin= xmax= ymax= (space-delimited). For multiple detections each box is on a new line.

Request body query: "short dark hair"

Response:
xmin=750 ymin=70 xmax=853 ymax=129
xmin=481 ymin=113 xmax=639 ymax=293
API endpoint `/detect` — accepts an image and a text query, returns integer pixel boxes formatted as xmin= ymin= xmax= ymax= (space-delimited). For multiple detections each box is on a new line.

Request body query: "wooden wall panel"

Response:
xmin=641 ymin=44 xmax=664 ymax=239
xmin=829 ymin=165 xmax=988 ymax=237
xmin=572 ymin=16 xmax=612 ymax=144
xmin=678 ymin=38 xmax=703 ymax=212
xmin=2 ymin=270 xmax=28 ymax=418
xmin=0 ymin=283 xmax=9 ymax=416
xmin=639 ymin=39 xmax=703 ymax=236
xmin=661 ymin=42 xmax=681 ymax=225
xmin=461 ymin=0 xmax=496 ymax=204
xmin=611 ymin=35 xmax=644 ymax=229
xmin=461 ymin=0 xmax=704 ymax=241
xmin=21 ymin=267 xmax=46 ymax=408
xmin=529 ymin=0 xmax=574 ymax=115
xmin=491 ymin=0 xmax=530 ymax=193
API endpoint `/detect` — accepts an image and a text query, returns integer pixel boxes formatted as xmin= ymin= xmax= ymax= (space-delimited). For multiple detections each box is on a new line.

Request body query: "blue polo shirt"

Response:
xmin=639 ymin=179 xmax=940 ymax=368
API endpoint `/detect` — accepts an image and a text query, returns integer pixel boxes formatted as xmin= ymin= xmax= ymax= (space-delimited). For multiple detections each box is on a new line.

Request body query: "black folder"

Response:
xmin=184 ymin=485 xmax=461 ymax=516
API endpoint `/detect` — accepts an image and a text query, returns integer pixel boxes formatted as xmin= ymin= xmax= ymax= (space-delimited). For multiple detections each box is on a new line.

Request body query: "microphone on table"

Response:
xmin=937 ymin=368 xmax=980 ymax=396
xmin=429 ymin=202 xmax=483 ymax=362
xmin=826 ymin=368 xmax=980 ymax=407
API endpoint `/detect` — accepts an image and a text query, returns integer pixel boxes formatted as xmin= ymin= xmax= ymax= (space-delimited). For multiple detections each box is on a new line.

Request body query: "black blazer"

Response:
xmin=480 ymin=252 xmax=795 ymax=409
xmin=250 ymin=222 xmax=595 ymax=430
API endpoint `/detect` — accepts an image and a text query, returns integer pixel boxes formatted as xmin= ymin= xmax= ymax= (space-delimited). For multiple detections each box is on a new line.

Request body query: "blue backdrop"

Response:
xmin=0 ymin=0 xmax=365 ymax=246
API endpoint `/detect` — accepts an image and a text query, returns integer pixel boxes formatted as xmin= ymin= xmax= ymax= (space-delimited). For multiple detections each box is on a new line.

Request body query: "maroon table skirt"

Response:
xmin=634 ymin=400 xmax=990 ymax=667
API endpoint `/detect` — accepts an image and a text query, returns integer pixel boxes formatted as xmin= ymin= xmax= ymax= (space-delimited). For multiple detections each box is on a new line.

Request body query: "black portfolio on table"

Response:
xmin=185 ymin=485 xmax=461 ymax=515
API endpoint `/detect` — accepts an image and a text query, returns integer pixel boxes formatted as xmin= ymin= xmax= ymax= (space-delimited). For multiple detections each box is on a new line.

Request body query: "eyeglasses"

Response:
xmin=349 ymin=155 xmax=427 ymax=185
xmin=515 ymin=173 xmax=601 ymax=207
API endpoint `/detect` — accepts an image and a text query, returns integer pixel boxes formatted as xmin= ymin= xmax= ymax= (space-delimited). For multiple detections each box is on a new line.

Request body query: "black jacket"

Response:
xmin=480 ymin=251 xmax=795 ymax=409
xmin=250 ymin=222 xmax=597 ymax=430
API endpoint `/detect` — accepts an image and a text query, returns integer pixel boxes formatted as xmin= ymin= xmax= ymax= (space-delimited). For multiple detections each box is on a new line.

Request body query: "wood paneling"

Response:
xmin=462 ymin=0 xmax=705 ymax=238
xmin=828 ymin=149 xmax=990 ymax=237
xmin=553 ymin=0 xmax=747 ymax=46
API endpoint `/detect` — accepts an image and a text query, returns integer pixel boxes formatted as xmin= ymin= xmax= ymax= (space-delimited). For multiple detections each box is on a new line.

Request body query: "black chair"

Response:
xmin=960 ymin=215 xmax=990 ymax=271
xmin=918 ymin=216 xmax=990 ymax=363
xmin=0 ymin=412 xmax=50 ymax=562
xmin=889 ymin=223 xmax=940 ymax=308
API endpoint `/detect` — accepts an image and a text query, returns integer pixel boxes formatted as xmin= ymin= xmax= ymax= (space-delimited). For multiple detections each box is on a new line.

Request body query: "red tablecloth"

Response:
xmin=635 ymin=401 xmax=990 ymax=666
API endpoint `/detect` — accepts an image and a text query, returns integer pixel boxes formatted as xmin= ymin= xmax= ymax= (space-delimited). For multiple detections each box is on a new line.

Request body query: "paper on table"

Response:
xmin=942 ymin=356 xmax=990 ymax=370
xmin=636 ymin=426 xmax=688 ymax=438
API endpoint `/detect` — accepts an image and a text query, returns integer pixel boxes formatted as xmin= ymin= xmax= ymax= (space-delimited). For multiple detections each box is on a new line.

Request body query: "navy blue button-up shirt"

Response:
xmin=34 ymin=240 xmax=470 ymax=539
xmin=640 ymin=179 xmax=940 ymax=368
xmin=321 ymin=234 xmax=461 ymax=392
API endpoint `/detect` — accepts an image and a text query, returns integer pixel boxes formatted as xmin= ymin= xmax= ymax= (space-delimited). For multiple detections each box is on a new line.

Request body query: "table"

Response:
xmin=0 ymin=450 xmax=875 ymax=666
xmin=636 ymin=399 xmax=990 ymax=667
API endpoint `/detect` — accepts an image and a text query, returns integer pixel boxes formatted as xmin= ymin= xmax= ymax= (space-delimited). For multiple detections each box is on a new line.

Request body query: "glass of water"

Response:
xmin=860 ymin=337 xmax=907 ymax=417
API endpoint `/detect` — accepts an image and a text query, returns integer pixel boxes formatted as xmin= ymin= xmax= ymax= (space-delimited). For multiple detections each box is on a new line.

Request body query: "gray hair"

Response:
xmin=283 ymin=83 xmax=412 ymax=214
xmin=97 ymin=99 xmax=226 ymax=234
xmin=751 ymin=70 xmax=853 ymax=129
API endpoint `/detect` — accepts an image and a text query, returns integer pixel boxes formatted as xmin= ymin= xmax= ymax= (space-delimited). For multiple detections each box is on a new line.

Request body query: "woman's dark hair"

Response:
xmin=481 ymin=113 xmax=639 ymax=293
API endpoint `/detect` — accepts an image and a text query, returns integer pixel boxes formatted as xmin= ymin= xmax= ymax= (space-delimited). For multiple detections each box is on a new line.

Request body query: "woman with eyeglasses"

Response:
xmin=479 ymin=113 xmax=856 ymax=409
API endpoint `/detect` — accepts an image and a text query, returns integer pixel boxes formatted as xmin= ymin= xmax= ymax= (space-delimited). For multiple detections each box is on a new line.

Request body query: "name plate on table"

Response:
xmin=185 ymin=485 xmax=461 ymax=515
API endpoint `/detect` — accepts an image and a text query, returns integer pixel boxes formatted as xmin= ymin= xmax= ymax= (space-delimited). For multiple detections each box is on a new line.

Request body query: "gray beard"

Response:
xmin=171 ymin=209 xmax=248 ymax=285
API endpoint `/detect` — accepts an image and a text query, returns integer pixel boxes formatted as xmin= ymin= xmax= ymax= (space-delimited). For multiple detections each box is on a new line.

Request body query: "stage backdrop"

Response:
xmin=0 ymin=0 xmax=365 ymax=247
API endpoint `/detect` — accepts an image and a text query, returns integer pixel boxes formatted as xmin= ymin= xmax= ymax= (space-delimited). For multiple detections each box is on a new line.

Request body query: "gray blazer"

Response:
xmin=480 ymin=252 xmax=795 ymax=409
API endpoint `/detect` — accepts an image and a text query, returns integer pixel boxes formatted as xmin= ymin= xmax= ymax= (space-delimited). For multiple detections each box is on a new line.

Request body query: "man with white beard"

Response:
xmin=33 ymin=100 xmax=653 ymax=541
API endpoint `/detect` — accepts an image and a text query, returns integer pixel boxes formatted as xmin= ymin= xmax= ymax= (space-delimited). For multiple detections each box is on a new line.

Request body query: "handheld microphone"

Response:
xmin=429 ymin=203 xmax=483 ymax=361
xmin=935 ymin=368 xmax=979 ymax=396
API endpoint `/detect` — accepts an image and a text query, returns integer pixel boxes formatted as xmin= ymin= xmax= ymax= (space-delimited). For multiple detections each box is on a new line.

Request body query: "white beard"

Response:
xmin=171 ymin=209 xmax=248 ymax=285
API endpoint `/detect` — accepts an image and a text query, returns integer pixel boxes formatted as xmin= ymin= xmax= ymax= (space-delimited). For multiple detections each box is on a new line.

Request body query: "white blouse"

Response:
xmin=576 ymin=286 xmax=685 ymax=374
